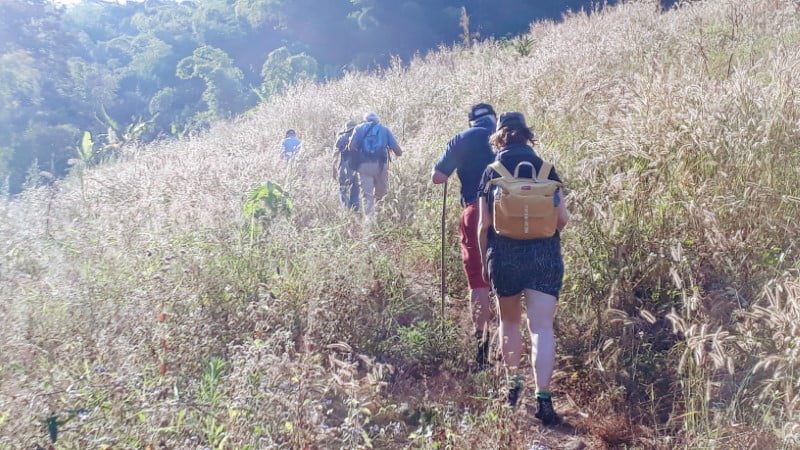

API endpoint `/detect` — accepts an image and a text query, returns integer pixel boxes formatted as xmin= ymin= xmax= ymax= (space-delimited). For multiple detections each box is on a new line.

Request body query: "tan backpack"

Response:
xmin=484 ymin=160 xmax=561 ymax=240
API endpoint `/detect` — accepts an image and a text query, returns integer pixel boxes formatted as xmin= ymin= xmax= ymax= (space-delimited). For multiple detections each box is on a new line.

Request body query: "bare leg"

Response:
xmin=524 ymin=289 xmax=557 ymax=392
xmin=472 ymin=287 xmax=492 ymax=367
xmin=497 ymin=292 xmax=525 ymax=405
xmin=496 ymin=293 xmax=523 ymax=368
xmin=471 ymin=287 xmax=492 ymax=334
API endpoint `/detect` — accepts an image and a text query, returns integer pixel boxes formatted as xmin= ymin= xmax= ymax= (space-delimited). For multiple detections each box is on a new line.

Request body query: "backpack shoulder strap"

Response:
xmin=484 ymin=161 xmax=514 ymax=193
xmin=489 ymin=161 xmax=514 ymax=180
xmin=537 ymin=161 xmax=553 ymax=181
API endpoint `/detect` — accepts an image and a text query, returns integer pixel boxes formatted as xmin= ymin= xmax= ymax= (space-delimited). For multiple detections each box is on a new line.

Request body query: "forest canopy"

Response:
xmin=0 ymin=0 xmax=672 ymax=194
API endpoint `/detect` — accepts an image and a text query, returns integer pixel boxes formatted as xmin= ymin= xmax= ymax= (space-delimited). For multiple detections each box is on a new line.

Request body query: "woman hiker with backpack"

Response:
xmin=477 ymin=112 xmax=570 ymax=425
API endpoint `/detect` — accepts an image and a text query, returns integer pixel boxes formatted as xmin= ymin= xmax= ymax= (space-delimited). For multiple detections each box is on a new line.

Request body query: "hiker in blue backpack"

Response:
xmin=431 ymin=103 xmax=497 ymax=369
xmin=281 ymin=129 xmax=302 ymax=160
xmin=347 ymin=112 xmax=403 ymax=217
xmin=334 ymin=120 xmax=360 ymax=211
xmin=477 ymin=112 xmax=570 ymax=424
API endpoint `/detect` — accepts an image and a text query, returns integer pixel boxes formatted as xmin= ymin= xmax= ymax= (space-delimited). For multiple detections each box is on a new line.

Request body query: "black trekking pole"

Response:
xmin=440 ymin=180 xmax=448 ymax=338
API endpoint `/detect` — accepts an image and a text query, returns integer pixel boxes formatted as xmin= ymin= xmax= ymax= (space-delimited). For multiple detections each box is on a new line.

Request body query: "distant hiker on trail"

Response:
xmin=281 ymin=129 xmax=302 ymax=160
xmin=347 ymin=112 xmax=403 ymax=217
xmin=431 ymin=103 xmax=497 ymax=369
xmin=334 ymin=120 xmax=360 ymax=211
xmin=477 ymin=112 xmax=570 ymax=424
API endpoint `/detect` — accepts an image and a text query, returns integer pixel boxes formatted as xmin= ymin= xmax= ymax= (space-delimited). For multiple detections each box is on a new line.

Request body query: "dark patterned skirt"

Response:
xmin=486 ymin=232 xmax=564 ymax=298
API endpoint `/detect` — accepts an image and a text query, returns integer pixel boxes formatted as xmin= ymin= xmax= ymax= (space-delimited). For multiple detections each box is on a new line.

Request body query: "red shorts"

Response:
xmin=460 ymin=202 xmax=490 ymax=290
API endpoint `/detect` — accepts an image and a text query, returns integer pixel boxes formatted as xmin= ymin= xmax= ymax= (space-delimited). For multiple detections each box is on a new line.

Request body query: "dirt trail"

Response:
xmin=383 ymin=366 xmax=596 ymax=449
xmin=384 ymin=270 xmax=599 ymax=449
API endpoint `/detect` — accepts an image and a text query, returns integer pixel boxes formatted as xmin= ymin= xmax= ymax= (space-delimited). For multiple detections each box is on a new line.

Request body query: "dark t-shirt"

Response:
xmin=434 ymin=117 xmax=495 ymax=205
xmin=478 ymin=144 xmax=562 ymax=229
xmin=335 ymin=129 xmax=356 ymax=169
xmin=335 ymin=130 xmax=353 ymax=152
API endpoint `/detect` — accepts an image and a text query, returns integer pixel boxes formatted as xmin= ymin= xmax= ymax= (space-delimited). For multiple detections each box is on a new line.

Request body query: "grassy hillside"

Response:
xmin=2 ymin=0 xmax=799 ymax=447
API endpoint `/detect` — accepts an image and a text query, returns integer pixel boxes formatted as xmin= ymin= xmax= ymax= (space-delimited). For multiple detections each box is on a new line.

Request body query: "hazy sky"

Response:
xmin=52 ymin=0 xmax=132 ymax=6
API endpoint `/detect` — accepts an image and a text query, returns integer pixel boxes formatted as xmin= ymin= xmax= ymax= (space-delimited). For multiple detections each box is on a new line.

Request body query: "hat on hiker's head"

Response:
xmin=364 ymin=112 xmax=379 ymax=123
xmin=468 ymin=103 xmax=496 ymax=122
xmin=496 ymin=112 xmax=527 ymax=131
xmin=343 ymin=120 xmax=357 ymax=132
xmin=286 ymin=129 xmax=296 ymax=137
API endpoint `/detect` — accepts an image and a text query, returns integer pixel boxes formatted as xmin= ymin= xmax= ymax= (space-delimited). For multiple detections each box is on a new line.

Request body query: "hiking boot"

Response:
xmin=534 ymin=396 xmax=561 ymax=426
xmin=508 ymin=376 xmax=523 ymax=407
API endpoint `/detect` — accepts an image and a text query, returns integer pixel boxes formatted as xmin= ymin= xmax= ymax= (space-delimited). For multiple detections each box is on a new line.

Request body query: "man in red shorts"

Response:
xmin=431 ymin=103 xmax=496 ymax=368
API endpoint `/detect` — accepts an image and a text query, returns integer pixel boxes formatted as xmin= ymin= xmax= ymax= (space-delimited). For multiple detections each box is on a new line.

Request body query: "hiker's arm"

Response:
xmin=431 ymin=136 xmax=459 ymax=184
xmin=387 ymin=129 xmax=402 ymax=156
xmin=335 ymin=133 xmax=348 ymax=153
xmin=431 ymin=169 xmax=449 ymax=184
xmin=346 ymin=128 xmax=359 ymax=151
xmin=556 ymin=189 xmax=570 ymax=231
xmin=478 ymin=196 xmax=491 ymax=284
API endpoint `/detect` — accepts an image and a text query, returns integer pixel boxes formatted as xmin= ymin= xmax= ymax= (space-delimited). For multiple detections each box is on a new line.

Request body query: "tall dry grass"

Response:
xmin=1 ymin=0 xmax=799 ymax=447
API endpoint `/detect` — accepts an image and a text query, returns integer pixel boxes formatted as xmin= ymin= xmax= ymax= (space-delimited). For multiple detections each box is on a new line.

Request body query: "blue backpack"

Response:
xmin=360 ymin=123 xmax=387 ymax=156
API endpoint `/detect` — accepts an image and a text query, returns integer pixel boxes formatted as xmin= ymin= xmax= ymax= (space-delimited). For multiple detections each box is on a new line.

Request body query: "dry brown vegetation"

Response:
xmin=2 ymin=0 xmax=800 ymax=448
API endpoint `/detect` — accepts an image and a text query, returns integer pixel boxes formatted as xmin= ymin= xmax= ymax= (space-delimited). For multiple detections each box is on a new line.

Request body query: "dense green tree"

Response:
xmin=0 ymin=0 xmax=72 ymax=58
xmin=0 ymin=52 xmax=41 ymax=133
xmin=190 ymin=0 xmax=248 ymax=48
xmin=65 ymin=0 xmax=141 ymax=39
xmin=129 ymin=0 xmax=198 ymax=52
xmin=0 ymin=52 xmax=41 ymax=181
xmin=8 ymin=124 xmax=81 ymax=190
xmin=177 ymin=45 xmax=253 ymax=123
xmin=0 ymin=0 xmax=83 ymax=193
xmin=260 ymin=47 xmax=318 ymax=96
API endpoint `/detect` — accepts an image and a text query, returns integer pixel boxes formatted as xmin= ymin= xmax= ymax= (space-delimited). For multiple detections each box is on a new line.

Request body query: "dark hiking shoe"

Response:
xmin=508 ymin=376 xmax=523 ymax=407
xmin=535 ymin=397 xmax=561 ymax=426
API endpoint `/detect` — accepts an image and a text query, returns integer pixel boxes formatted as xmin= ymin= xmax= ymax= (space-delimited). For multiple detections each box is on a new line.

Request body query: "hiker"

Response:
xmin=347 ymin=112 xmax=402 ymax=217
xmin=334 ymin=120 xmax=360 ymax=211
xmin=477 ymin=112 xmax=570 ymax=424
xmin=281 ymin=129 xmax=302 ymax=160
xmin=431 ymin=103 xmax=497 ymax=368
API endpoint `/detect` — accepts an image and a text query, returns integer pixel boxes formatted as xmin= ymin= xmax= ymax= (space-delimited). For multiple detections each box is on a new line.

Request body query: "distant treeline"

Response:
xmin=0 ymin=0 xmax=673 ymax=194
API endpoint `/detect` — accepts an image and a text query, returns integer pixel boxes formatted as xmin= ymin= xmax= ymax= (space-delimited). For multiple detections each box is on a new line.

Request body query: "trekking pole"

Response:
xmin=440 ymin=180 xmax=448 ymax=338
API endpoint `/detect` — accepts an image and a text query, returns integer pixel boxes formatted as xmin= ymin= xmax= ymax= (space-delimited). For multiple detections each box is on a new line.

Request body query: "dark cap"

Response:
xmin=343 ymin=120 xmax=357 ymax=132
xmin=496 ymin=111 xmax=527 ymax=131
xmin=468 ymin=103 xmax=496 ymax=122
